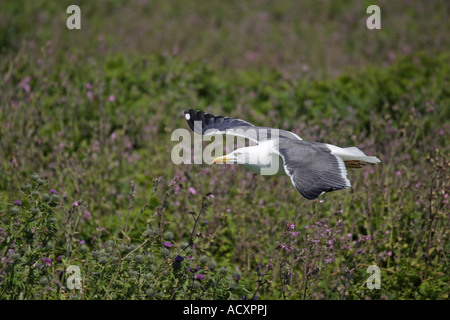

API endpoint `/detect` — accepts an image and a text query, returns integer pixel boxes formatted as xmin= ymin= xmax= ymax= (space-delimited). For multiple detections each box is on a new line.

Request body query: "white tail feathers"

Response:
xmin=358 ymin=155 xmax=381 ymax=164
xmin=343 ymin=147 xmax=366 ymax=157
xmin=326 ymin=144 xmax=381 ymax=164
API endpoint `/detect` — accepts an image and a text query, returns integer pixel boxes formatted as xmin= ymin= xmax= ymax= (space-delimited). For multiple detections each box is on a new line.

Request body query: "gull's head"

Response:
xmin=212 ymin=143 xmax=277 ymax=175
xmin=213 ymin=148 xmax=248 ymax=165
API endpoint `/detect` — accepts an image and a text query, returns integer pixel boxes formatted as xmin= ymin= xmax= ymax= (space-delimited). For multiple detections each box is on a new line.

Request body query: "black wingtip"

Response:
xmin=183 ymin=109 xmax=254 ymax=137
xmin=184 ymin=109 xmax=205 ymax=133
xmin=184 ymin=108 xmax=196 ymax=117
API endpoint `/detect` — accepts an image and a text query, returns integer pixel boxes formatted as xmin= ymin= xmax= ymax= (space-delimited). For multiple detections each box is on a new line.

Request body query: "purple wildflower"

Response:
xmin=42 ymin=257 xmax=51 ymax=266
xmin=86 ymin=91 xmax=94 ymax=101
xmin=188 ymin=187 xmax=197 ymax=195
xmin=18 ymin=76 xmax=31 ymax=93
xmin=324 ymin=257 xmax=334 ymax=264
xmin=195 ymin=273 xmax=205 ymax=281
xmin=175 ymin=255 xmax=184 ymax=262
xmin=49 ymin=189 xmax=58 ymax=194
xmin=83 ymin=210 xmax=92 ymax=220
xmin=13 ymin=199 xmax=22 ymax=206
xmin=163 ymin=242 xmax=173 ymax=248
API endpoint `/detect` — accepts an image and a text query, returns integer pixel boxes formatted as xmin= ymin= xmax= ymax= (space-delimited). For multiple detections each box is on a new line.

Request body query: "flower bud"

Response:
xmin=199 ymin=255 xmax=210 ymax=264
xmin=219 ymin=266 xmax=228 ymax=275
xmin=207 ymin=260 xmax=218 ymax=270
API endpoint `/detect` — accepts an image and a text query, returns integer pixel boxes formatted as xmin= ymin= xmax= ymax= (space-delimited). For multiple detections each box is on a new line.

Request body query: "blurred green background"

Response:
xmin=0 ymin=0 xmax=449 ymax=300
xmin=1 ymin=0 xmax=449 ymax=76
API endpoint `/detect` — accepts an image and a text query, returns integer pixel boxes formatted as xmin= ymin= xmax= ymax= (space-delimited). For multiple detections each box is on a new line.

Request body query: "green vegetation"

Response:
xmin=0 ymin=0 xmax=449 ymax=300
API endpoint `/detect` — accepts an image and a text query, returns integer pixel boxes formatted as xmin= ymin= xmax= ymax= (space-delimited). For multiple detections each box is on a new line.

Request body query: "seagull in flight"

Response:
xmin=184 ymin=109 xmax=380 ymax=200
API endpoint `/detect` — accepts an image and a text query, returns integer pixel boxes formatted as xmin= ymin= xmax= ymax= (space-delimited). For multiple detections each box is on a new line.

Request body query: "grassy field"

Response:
xmin=0 ymin=1 xmax=449 ymax=300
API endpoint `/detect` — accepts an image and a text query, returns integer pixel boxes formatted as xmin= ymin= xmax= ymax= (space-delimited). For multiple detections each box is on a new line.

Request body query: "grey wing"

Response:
xmin=276 ymin=139 xmax=351 ymax=200
xmin=184 ymin=109 xmax=261 ymax=143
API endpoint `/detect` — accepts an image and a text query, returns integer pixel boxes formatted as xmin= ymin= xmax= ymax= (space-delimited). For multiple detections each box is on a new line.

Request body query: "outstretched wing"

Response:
xmin=184 ymin=109 xmax=261 ymax=143
xmin=276 ymin=139 xmax=351 ymax=200
xmin=184 ymin=109 xmax=302 ymax=144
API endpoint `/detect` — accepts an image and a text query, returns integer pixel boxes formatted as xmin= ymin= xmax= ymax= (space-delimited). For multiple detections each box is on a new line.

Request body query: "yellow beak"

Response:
xmin=213 ymin=156 xmax=229 ymax=164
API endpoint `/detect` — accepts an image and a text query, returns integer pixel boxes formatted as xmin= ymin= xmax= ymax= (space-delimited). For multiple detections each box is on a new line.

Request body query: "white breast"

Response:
xmin=240 ymin=140 xmax=287 ymax=176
